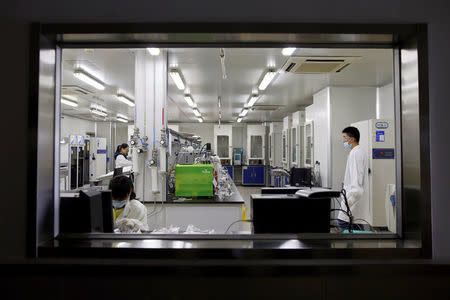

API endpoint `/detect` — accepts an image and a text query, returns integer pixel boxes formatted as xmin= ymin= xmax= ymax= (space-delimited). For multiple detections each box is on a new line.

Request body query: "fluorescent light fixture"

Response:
xmin=184 ymin=95 xmax=195 ymax=107
xmin=116 ymin=117 xmax=128 ymax=123
xmin=193 ymin=108 xmax=201 ymax=117
xmin=239 ymin=109 xmax=249 ymax=117
xmin=62 ymin=94 xmax=77 ymax=101
xmin=282 ymin=47 xmax=296 ymax=56
xmin=74 ymin=69 xmax=105 ymax=90
xmin=237 ymin=117 xmax=242 ymax=123
xmin=90 ymin=104 xmax=107 ymax=117
xmin=91 ymin=109 xmax=107 ymax=117
xmin=116 ymin=93 xmax=135 ymax=107
xmin=258 ymin=70 xmax=277 ymax=91
xmin=117 ymin=113 xmax=128 ymax=120
xmin=197 ymin=117 xmax=203 ymax=123
xmin=247 ymin=95 xmax=259 ymax=107
xmin=147 ymin=48 xmax=160 ymax=56
xmin=170 ymin=69 xmax=185 ymax=90
xmin=61 ymin=98 xmax=78 ymax=107
xmin=218 ymin=97 xmax=221 ymax=108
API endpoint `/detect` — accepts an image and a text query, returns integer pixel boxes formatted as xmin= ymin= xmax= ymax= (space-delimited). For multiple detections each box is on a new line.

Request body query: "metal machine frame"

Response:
xmin=29 ymin=23 xmax=431 ymax=259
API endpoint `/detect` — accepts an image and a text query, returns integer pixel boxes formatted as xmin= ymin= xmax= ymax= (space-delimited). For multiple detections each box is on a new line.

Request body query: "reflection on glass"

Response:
xmin=250 ymin=136 xmax=263 ymax=158
xmin=217 ymin=135 xmax=229 ymax=158
xmin=282 ymin=133 xmax=286 ymax=160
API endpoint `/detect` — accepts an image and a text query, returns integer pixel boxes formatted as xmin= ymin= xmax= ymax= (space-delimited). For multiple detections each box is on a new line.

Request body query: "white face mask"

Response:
xmin=344 ymin=141 xmax=352 ymax=149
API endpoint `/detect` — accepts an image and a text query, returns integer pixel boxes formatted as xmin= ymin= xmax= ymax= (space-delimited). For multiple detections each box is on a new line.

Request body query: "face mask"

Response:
xmin=112 ymin=200 xmax=127 ymax=209
xmin=344 ymin=142 xmax=352 ymax=149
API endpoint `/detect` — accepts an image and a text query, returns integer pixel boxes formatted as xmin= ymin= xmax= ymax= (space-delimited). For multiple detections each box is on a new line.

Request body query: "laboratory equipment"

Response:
xmin=175 ymin=164 xmax=214 ymax=197
xmin=89 ymin=137 xmax=107 ymax=181
xmin=59 ymin=189 xmax=113 ymax=233
xmin=214 ymin=124 xmax=233 ymax=165
xmin=282 ymin=115 xmax=291 ymax=169
xmin=291 ymin=111 xmax=306 ymax=168
xmin=233 ymin=147 xmax=243 ymax=166
xmin=69 ymin=135 xmax=90 ymax=189
xmin=268 ymin=122 xmax=282 ymax=167
xmin=247 ymin=124 xmax=265 ymax=165
xmin=303 ymin=121 xmax=313 ymax=167
xmin=351 ymin=119 xmax=396 ymax=228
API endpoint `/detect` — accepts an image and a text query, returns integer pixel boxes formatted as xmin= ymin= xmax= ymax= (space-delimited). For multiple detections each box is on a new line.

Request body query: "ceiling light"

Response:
xmin=147 ymin=48 xmax=161 ymax=56
xmin=237 ymin=117 xmax=242 ymax=123
xmin=74 ymin=68 xmax=105 ymax=90
xmin=90 ymin=104 xmax=107 ymax=117
xmin=218 ymin=96 xmax=221 ymax=108
xmin=282 ymin=47 xmax=296 ymax=56
xmin=116 ymin=93 xmax=135 ymax=107
xmin=62 ymin=94 xmax=77 ymax=101
xmin=258 ymin=70 xmax=277 ymax=91
xmin=239 ymin=109 xmax=249 ymax=117
xmin=170 ymin=69 xmax=185 ymax=90
xmin=61 ymin=98 xmax=78 ymax=107
xmin=197 ymin=117 xmax=203 ymax=123
xmin=117 ymin=113 xmax=128 ymax=120
xmin=91 ymin=109 xmax=107 ymax=117
xmin=247 ymin=95 xmax=259 ymax=107
xmin=116 ymin=117 xmax=128 ymax=123
xmin=184 ymin=95 xmax=195 ymax=107
xmin=193 ymin=108 xmax=201 ymax=117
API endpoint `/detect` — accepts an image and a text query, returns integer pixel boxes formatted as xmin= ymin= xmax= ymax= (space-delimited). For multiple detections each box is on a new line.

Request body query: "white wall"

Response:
xmin=60 ymin=115 xmax=95 ymax=139
xmin=306 ymin=87 xmax=377 ymax=189
xmin=330 ymin=87 xmax=377 ymax=190
xmin=377 ymin=83 xmax=395 ymax=120
xmin=306 ymin=88 xmax=331 ymax=186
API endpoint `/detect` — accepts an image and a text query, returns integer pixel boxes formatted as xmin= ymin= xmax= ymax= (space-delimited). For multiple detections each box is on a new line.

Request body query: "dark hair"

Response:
xmin=342 ymin=126 xmax=360 ymax=143
xmin=109 ymin=175 xmax=133 ymax=200
xmin=116 ymin=143 xmax=129 ymax=153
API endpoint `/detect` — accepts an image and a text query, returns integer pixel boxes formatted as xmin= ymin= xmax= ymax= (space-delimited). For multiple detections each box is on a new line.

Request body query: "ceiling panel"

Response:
xmin=61 ymin=47 xmax=393 ymax=124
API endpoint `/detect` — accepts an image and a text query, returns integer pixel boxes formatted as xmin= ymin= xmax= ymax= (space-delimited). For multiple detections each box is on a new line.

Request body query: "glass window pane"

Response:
xmin=250 ymin=136 xmax=263 ymax=158
xmin=217 ymin=135 xmax=229 ymax=158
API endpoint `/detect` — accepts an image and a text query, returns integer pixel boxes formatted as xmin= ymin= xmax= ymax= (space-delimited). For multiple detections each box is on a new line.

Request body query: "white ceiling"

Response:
xmin=61 ymin=47 xmax=393 ymax=123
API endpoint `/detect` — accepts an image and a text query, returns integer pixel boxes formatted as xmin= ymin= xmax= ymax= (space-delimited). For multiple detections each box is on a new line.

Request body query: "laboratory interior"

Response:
xmin=59 ymin=46 xmax=397 ymax=235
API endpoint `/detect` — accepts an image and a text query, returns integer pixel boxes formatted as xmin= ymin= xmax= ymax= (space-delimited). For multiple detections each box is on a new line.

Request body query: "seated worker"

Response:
xmin=109 ymin=175 xmax=148 ymax=232
xmin=114 ymin=143 xmax=133 ymax=168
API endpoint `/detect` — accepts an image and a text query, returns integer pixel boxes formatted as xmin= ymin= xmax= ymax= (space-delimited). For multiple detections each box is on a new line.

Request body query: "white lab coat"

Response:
xmin=338 ymin=145 xmax=369 ymax=224
xmin=115 ymin=200 xmax=149 ymax=232
xmin=115 ymin=154 xmax=133 ymax=169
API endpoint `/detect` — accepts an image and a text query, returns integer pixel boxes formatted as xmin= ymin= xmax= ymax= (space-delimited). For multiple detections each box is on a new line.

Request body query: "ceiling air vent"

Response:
xmin=281 ymin=56 xmax=361 ymax=74
xmin=62 ymin=85 xmax=94 ymax=96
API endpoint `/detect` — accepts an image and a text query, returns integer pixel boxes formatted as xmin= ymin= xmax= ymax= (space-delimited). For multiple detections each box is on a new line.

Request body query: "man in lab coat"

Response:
xmin=337 ymin=126 xmax=369 ymax=231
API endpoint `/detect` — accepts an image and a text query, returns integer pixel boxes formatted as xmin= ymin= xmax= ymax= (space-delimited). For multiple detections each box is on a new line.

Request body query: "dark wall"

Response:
xmin=0 ymin=0 xmax=449 ymax=261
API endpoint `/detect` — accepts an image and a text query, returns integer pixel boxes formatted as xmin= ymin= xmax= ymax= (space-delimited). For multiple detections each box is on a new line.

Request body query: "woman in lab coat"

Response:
xmin=109 ymin=175 xmax=148 ymax=232
xmin=114 ymin=143 xmax=133 ymax=168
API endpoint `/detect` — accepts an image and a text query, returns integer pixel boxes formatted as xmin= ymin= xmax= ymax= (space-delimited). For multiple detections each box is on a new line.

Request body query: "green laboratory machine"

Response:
xmin=175 ymin=164 xmax=214 ymax=197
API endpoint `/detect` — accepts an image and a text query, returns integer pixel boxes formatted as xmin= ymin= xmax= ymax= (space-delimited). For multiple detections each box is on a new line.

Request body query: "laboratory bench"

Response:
xmin=143 ymin=180 xmax=246 ymax=233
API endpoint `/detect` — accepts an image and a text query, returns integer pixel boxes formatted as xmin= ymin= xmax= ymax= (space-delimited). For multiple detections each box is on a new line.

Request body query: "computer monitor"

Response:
xmin=60 ymin=189 xmax=113 ymax=233
xmin=290 ymin=167 xmax=312 ymax=187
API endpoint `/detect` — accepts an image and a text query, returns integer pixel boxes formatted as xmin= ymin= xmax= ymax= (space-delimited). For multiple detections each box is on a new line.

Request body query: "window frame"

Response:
xmin=29 ymin=23 xmax=431 ymax=259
